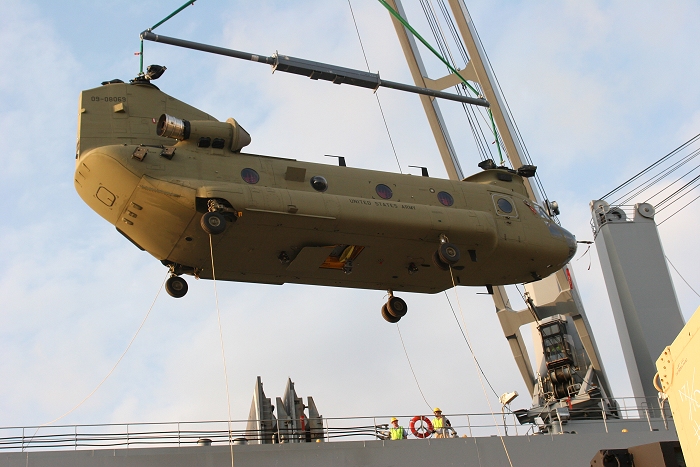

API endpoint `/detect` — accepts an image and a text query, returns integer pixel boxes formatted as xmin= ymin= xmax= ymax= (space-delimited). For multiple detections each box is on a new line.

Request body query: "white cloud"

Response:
xmin=1 ymin=0 xmax=699 ymax=438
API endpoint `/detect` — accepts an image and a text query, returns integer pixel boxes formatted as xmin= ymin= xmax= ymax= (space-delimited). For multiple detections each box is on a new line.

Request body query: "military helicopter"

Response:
xmin=74 ymin=42 xmax=577 ymax=323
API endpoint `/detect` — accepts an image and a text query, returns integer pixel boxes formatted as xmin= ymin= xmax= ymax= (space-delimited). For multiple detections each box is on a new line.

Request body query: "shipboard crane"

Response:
xmin=383 ymin=0 xmax=616 ymax=426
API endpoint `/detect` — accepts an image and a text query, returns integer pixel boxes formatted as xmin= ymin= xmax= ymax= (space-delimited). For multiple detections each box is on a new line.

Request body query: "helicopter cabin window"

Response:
xmin=212 ymin=138 xmax=225 ymax=149
xmin=492 ymin=194 xmax=518 ymax=218
xmin=197 ymin=137 xmax=211 ymax=148
xmin=241 ymin=168 xmax=260 ymax=184
xmin=375 ymin=184 xmax=392 ymax=200
xmin=310 ymin=176 xmax=328 ymax=192
xmin=497 ymin=198 xmax=513 ymax=213
xmin=437 ymin=191 xmax=454 ymax=207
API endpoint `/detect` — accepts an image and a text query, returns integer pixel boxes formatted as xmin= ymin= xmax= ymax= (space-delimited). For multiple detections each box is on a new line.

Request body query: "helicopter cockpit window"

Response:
xmin=310 ymin=175 xmax=328 ymax=192
xmin=535 ymin=204 xmax=551 ymax=220
xmin=437 ymin=191 xmax=454 ymax=207
xmin=241 ymin=168 xmax=260 ymax=184
xmin=376 ymin=184 xmax=393 ymax=200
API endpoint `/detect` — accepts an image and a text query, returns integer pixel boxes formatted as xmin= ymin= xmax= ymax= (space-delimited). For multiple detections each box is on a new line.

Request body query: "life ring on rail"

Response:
xmin=409 ymin=416 xmax=433 ymax=438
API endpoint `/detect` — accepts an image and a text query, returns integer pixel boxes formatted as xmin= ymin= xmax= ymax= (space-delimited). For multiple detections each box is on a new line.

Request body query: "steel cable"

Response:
xmin=347 ymin=0 xmax=403 ymax=174
xmin=24 ymin=272 xmax=168 ymax=450
xmin=601 ymin=132 xmax=700 ymax=201
xmin=447 ymin=267 xmax=514 ymax=467
xmin=612 ymin=149 xmax=700 ymax=205
xmin=209 ymin=235 xmax=235 ymax=467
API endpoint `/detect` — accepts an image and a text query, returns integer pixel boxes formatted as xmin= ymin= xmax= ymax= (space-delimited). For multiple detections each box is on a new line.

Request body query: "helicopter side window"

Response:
xmin=497 ymin=198 xmax=513 ymax=213
xmin=310 ymin=176 xmax=328 ymax=192
xmin=375 ymin=184 xmax=392 ymax=200
xmin=241 ymin=168 xmax=260 ymax=184
xmin=437 ymin=191 xmax=454 ymax=207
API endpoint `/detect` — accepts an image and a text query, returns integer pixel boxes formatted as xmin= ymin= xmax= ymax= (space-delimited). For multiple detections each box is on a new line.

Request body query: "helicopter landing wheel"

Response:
xmin=387 ymin=296 xmax=408 ymax=318
xmin=165 ymin=276 xmax=188 ymax=298
xmin=381 ymin=304 xmax=401 ymax=323
xmin=432 ymin=251 xmax=450 ymax=271
xmin=437 ymin=242 xmax=460 ymax=265
xmin=201 ymin=211 xmax=227 ymax=235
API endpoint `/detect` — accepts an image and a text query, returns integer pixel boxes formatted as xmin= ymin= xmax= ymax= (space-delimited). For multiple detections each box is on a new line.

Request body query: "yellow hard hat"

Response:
xmin=433 ymin=407 xmax=442 ymax=413
xmin=390 ymin=417 xmax=398 ymax=422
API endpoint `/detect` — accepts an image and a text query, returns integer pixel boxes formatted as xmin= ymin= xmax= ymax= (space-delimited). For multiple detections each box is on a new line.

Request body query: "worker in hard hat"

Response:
xmin=389 ymin=417 xmax=407 ymax=440
xmin=432 ymin=408 xmax=456 ymax=438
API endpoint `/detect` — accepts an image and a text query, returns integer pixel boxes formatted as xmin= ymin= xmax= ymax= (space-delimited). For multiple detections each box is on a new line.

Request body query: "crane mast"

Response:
xmin=386 ymin=0 xmax=615 ymax=420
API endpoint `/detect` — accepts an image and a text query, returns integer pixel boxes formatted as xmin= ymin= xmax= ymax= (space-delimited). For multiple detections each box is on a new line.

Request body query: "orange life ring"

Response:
xmin=409 ymin=415 xmax=433 ymax=438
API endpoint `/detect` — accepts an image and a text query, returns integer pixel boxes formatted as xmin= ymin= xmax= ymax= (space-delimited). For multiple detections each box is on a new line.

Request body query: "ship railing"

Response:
xmin=0 ymin=397 xmax=672 ymax=452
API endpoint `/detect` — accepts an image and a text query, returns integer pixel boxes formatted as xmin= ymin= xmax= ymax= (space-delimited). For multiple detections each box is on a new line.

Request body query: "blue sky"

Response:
xmin=1 ymin=0 xmax=699 ymax=432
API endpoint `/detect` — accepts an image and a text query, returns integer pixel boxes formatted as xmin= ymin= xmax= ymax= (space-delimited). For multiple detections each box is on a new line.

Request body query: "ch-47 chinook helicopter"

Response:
xmin=74 ymin=41 xmax=577 ymax=323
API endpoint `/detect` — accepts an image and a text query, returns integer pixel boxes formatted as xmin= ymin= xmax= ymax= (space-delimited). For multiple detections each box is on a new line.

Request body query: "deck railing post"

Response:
xmin=602 ymin=408 xmax=608 ymax=433
xmin=644 ymin=401 xmax=653 ymax=432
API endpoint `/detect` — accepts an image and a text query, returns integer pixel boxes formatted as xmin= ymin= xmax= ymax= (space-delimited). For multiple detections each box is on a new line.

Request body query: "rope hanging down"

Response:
xmin=209 ymin=234 xmax=235 ymax=467
xmin=396 ymin=323 xmax=433 ymax=410
xmin=447 ymin=267 xmax=514 ymax=467
xmin=25 ymin=273 xmax=169 ymax=449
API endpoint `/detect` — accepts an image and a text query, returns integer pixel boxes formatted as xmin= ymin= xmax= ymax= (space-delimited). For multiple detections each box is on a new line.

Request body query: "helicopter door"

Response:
xmin=491 ymin=193 xmax=525 ymax=243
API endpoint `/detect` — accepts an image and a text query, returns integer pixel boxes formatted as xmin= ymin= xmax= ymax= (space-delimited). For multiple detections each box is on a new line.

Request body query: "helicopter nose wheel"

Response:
xmin=381 ymin=292 xmax=408 ymax=323
xmin=165 ymin=275 xmax=188 ymax=298
xmin=201 ymin=211 xmax=227 ymax=235
xmin=433 ymin=241 xmax=460 ymax=270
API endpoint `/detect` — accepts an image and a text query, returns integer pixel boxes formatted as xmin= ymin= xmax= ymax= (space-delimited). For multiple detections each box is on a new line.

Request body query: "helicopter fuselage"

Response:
xmin=74 ymin=81 xmax=576 ymax=294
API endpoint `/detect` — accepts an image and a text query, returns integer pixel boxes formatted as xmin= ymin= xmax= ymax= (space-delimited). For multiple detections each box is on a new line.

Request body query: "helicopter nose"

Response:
xmin=559 ymin=226 xmax=577 ymax=263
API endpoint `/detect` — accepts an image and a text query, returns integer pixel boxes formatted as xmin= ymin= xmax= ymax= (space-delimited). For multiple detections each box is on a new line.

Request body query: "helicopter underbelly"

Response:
xmin=150 ymin=184 xmax=569 ymax=293
xmin=170 ymin=218 xmax=561 ymax=293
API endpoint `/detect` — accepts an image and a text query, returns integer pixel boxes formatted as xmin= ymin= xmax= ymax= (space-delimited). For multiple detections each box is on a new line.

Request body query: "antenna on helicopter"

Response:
xmin=408 ymin=166 xmax=429 ymax=177
xmin=325 ymin=155 xmax=347 ymax=167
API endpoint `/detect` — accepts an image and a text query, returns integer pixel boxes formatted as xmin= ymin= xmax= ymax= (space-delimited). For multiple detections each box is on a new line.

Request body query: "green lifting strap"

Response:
xmin=377 ymin=0 xmax=504 ymax=165
xmin=139 ymin=0 xmax=199 ymax=75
